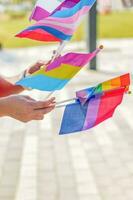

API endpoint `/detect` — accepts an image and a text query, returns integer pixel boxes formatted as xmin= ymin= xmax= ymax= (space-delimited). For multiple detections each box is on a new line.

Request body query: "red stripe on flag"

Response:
xmin=16 ymin=29 xmax=60 ymax=42
xmin=94 ymin=88 xmax=125 ymax=126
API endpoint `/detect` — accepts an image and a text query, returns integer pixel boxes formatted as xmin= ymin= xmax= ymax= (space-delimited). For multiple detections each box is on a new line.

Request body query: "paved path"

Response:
xmin=0 ymin=39 xmax=133 ymax=200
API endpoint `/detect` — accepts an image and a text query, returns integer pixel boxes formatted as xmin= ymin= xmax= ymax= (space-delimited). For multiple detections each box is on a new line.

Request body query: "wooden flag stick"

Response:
xmin=56 ymin=98 xmax=76 ymax=105
xmin=45 ymin=41 xmax=67 ymax=99
xmin=55 ymin=86 xmax=132 ymax=108
xmin=56 ymin=104 xmax=68 ymax=108
xmin=55 ymin=98 xmax=77 ymax=108
xmin=51 ymin=40 xmax=67 ymax=62
xmin=45 ymin=91 xmax=55 ymax=100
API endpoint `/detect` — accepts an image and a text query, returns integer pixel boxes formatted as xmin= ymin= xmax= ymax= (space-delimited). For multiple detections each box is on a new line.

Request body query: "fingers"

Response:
xmin=32 ymin=105 xmax=55 ymax=121
xmin=23 ymin=105 xmax=55 ymax=122
xmin=27 ymin=55 xmax=62 ymax=74
xmin=6 ymin=95 xmax=56 ymax=123
xmin=28 ymin=61 xmax=47 ymax=74
xmin=23 ymin=96 xmax=36 ymax=101
xmin=37 ymin=105 xmax=55 ymax=115
xmin=34 ymin=97 xmax=56 ymax=109
xmin=33 ymin=115 xmax=44 ymax=121
xmin=36 ymin=105 xmax=55 ymax=118
xmin=32 ymin=61 xmax=46 ymax=67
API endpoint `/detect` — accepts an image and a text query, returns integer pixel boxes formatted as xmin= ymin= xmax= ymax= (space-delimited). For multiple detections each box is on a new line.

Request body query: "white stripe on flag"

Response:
xmin=35 ymin=0 xmax=64 ymax=12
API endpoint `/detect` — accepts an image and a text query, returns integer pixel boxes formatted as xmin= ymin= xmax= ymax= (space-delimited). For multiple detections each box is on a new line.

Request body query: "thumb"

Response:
xmin=28 ymin=61 xmax=46 ymax=74
xmin=34 ymin=98 xmax=56 ymax=109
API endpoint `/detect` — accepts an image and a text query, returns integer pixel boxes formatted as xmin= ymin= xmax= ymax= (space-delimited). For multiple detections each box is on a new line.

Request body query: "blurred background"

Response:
xmin=0 ymin=1 xmax=133 ymax=200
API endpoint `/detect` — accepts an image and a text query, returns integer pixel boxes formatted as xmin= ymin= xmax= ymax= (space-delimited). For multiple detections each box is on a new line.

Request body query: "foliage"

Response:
xmin=98 ymin=11 xmax=133 ymax=38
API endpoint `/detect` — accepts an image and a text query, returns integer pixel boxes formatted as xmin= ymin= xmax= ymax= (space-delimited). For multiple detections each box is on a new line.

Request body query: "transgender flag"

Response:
xmin=16 ymin=0 xmax=96 ymax=42
xmin=30 ymin=0 xmax=64 ymax=21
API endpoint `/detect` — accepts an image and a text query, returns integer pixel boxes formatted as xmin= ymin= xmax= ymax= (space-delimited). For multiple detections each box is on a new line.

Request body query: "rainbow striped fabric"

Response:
xmin=16 ymin=0 xmax=96 ymax=42
xmin=16 ymin=48 xmax=101 ymax=91
xmin=76 ymin=73 xmax=130 ymax=104
xmin=59 ymin=87 xmax=126 ymax=135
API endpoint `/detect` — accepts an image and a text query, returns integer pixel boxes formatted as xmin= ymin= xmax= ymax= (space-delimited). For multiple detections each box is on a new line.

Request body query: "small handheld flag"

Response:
xmin=16 ymin=47 xmax=102 ymax=91
xmin=59 ymin=88 xmax=126 ymax=135
xmin=16 ymin=0 xmax=96 ymax=42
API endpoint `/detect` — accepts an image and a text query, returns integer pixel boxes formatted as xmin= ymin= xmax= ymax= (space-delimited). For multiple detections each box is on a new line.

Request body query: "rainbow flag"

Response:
xmin=76 ymin=73 xmax=130 ymax=104
xmin=16 ymin=48 xmax=101 ymax=91
xmin=59 ymin=87 xmax=125 ymax=135
xmin=30 ymin=0 xmax=64 ymax=21
xmin=16 ymin=0 xmax=96 ymax=42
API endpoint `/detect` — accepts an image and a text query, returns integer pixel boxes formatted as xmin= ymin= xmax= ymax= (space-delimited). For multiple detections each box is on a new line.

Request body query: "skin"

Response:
xmin=0 ymin=61 xmax=56 ymax=122
xmin=0 ymin=96 xmax=55 ymax=123
xmin=0 ymin=61 xmax=46 ymax=97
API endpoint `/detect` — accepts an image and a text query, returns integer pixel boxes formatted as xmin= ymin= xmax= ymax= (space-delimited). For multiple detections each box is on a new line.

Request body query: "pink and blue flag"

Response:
xmin=16 ymin=0 xmax=96 ymax=42
xmin=30 ymin=0 xmax=64 ymax=21
xmin=16 ymin=47 xmax=101 ymax=91
xmin=59 ymin=88 xmax=125 ymax=135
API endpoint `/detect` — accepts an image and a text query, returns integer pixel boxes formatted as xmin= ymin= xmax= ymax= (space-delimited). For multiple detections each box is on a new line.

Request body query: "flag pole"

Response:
xmin=55 ymin=86 xmax=132 ymax=107
xmin=56 ymin=98 xmax=76 ymax=106
xmin=56 ymin=104 xmax=68 ymax=108
xmin=51 ymin=40 xmax=67 ymax=62
xmin=45 ymin=41 xmax=67 ymax=99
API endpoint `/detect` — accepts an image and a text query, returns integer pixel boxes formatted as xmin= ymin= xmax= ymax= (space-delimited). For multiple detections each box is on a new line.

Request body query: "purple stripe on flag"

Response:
xmin=83 ymin=95 xmax=101 ymax=130
xmin=54 ymin=0 xmax=80 ymax=12
xmin=61 ymin=52 xmax=96 ymax=66
xmin=30 ymin=6 xmax=50 ymax=21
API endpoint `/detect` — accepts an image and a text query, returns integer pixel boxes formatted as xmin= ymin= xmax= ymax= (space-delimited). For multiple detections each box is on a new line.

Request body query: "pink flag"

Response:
xmin=30 ymin=0 xmax=64 ymax=21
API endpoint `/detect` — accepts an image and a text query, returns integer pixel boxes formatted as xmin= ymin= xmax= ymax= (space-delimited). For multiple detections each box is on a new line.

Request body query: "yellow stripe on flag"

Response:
xmin=102 ymin=80 xmax=112 ymax=91
xmin=32 ymin=64 xmax=81 ymax=80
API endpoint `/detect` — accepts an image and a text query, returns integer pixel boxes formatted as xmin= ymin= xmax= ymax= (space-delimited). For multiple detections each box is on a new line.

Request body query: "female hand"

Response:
xmin=0 ymin=96 xmax=56 ymax=122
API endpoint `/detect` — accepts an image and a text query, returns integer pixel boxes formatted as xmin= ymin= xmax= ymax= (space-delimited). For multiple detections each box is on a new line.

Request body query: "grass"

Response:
xmin=0 ymin=15 xmax=46 ymax=48
xmin=98 ymin=11 xmax=133 ymax=38
xmin=0 ymin=11 xmax=133 ymax=48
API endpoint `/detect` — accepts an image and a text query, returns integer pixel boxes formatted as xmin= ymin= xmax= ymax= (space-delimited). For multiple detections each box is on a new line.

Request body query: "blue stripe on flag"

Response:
xmin=16 ymin=75 xmax=69 ymax=91
xmin=52 ymin=0 xmax=96 ymax=18
xmin=59 ymin=101 xmax=88 ymax=135
xmin=26 ymin=25 xmax=72 ymax=40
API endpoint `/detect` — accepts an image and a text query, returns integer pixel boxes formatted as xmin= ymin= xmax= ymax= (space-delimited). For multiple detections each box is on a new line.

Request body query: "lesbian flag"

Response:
xmin=76 ymin=73 xmax=130 ymax=104
xmin=59 ymin=87 xmax=125 ymax=135
xmin=16 ymin=0 xmax=96 ymax=42
xmin=16 ymin=47 xmax=101 ymax=91
xmin=30 ymin=0 xmax=64 ymax=21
